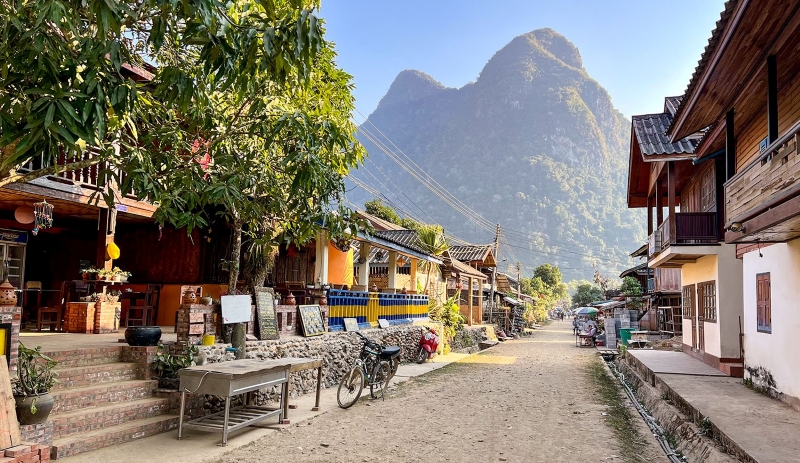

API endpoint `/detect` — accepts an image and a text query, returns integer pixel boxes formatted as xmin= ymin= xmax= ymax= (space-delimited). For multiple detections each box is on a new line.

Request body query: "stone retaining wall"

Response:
xmin=196 ymin=325 xmax=425 ymax=408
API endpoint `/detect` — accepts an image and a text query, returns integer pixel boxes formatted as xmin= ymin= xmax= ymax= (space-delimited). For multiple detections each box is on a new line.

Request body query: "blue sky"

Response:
xmin=319 ymin=0 xmax=725 ymax=120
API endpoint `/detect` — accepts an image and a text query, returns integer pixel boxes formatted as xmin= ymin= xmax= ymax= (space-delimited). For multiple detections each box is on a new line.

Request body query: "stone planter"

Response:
xmin=124 ymin=326 xmax=162 ymax=346
xmin=15 ymin=393 xmax=54 ymax=425
xmin=199 ymin=296 xmax=213 ymax=305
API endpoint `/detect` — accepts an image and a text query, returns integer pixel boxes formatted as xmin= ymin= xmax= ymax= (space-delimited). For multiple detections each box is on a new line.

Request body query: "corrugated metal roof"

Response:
xmin=449 ymin=244 xmax=491 ymax=263
xmin=632 ymin=112 xmax=697 ymax=156
xmin=447 ymin=255 xmax=487 ymax=280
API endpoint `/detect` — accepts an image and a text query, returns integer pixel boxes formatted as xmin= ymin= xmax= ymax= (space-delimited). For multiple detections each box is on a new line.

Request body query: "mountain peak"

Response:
xmin=522 ymin=28 xmax=583 ymax=69
xmin=375 ymin=70 xmax=447 ymax=110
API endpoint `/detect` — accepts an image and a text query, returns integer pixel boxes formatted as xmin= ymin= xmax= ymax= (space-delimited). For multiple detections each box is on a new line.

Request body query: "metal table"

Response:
xmin=178 ymin=359 xmax=291 ymax=446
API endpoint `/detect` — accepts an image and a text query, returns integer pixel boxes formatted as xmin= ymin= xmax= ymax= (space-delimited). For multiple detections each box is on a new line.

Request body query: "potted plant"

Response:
xmin=97 ymin=268 xmax=112 ymax=281
xmin=107 ymin=290 xmax=121 ymax=304
xmin=79 ymin=266 xmax=97 ymax=281
xmin=110 ymin=266 xmax=124 ymax=282
xmin=119 ymin=270 xmax=131 ymax=282
xmin=152 ymin=343 xmax=199 ymax=389
xmin=199 ymin=293 xmax=213 ymax=305
xmin=13 ymin=343 xmax=58 ymax=425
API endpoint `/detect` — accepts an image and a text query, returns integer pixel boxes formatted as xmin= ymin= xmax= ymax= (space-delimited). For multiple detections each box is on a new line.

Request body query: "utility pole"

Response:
xmin=490 ymin=224 xmax=500 ymax=323
xmin=516 ymin=261 xmax=522 ymax=300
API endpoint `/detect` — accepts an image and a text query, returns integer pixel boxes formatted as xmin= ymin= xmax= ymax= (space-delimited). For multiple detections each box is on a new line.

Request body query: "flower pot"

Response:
xmin=199 ymin=296 xmax=213 ymax=305
xmin=81 ymin=273 xmax=89 ymax=281
xmin=124 ymin=326 xmax=162 ymax=346
xmin=15 ymin=393 xmax=54 ymax=425
xmin=112 ymin=275 xmax=121 ymax=282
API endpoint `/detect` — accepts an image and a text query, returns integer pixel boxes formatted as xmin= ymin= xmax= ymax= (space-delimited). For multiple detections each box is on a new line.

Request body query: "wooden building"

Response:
xmin=663 ymin=0 xmax=800 ymax=407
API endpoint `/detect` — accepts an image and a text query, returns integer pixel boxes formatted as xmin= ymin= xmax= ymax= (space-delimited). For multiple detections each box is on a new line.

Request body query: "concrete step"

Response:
xmin=51 ymin=415 xmax=179 ymax=460
xmin=51 ymin=380 xmax=157 ymax=414
xmin=50 ymin=397 xmax=171 ymax=439
xmin=43 ymin=347 xmax=123 ymax=368
xmin=53 ymin=362 xmax=138 ymax=390
xmin=720 ymin=362 xmax=744 ymax=378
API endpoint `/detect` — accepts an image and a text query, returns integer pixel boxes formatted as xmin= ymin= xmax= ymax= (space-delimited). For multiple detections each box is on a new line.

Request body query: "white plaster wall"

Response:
xmin=742 ymin=240 xmax=800 ymax=402
xmin=678 ymin=245 xmax=743 ymax=359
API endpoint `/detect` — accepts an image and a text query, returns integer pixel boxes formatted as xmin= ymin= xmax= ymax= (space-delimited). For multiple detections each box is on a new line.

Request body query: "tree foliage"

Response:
xmin=520 ymin=263 xmax=568 ymax=324
xmin=0 ymin=0 xmax=327 ymax=187
xmin=572 ymin=283 xmax=603 ymax=308
xmin=364 ymin=198 xmax=425 ymax=231
xmin=620 ymin=276 xmax=643 ymax=296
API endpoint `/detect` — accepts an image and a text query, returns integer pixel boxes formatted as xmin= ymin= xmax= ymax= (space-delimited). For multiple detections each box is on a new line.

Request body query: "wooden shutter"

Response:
xmin=756 ymin=273 xmax=771 ymax=333
xmin=682 ymin=285 xmax=695 ymax=318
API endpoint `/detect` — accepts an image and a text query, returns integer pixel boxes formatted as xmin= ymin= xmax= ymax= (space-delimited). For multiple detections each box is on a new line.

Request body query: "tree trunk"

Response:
xmin=228 ymin=215 xmax=243 ymax=293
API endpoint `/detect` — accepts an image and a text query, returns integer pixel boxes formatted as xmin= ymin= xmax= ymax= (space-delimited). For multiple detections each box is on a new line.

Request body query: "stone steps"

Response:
xmin=53 ymin=362 xmax=138 ymax=390
xmin=43 ymin=347 xmax=123 ymax=368
xmin=50 ymin=397 xmax=171 ymax=439
xmin=50 ymin=415 xmax=179 ymax=460
xmin=51 ymin=380 xmax=157 ymax=414
xmin=720 ymin=362 xmax=744 ymax=378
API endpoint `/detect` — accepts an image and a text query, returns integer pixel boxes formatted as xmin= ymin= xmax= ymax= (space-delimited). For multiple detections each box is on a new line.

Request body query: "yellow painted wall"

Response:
xmin=327 ymin=242 xmax=353 ymax=286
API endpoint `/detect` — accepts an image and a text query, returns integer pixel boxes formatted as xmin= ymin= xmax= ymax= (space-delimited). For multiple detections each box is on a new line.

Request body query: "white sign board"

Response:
xmin=221 ymin=295 xmax=251 ymax=324
xmin=378 ymin=318 xmax=390 ymax=329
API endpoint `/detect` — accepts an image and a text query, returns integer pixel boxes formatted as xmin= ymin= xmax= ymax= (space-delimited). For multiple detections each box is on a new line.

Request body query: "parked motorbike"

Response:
xmin=416 ymin=326 xmax=440 ymax=363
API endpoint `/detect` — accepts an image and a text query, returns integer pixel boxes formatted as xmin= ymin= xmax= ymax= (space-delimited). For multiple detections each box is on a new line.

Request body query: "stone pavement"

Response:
xmin=628 ymin=349 xmax=800 ymax=463
xmin=58 ymin=350 xmax=471 ymax=463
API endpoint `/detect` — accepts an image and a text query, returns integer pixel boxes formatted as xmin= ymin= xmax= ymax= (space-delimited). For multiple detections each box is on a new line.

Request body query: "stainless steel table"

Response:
xmin=178 ymin=359 xmax=291 ymax=446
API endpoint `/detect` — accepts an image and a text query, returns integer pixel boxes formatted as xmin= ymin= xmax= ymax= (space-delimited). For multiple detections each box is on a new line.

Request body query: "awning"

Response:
xmin=503 ymin=296 xmax=523 ymax=306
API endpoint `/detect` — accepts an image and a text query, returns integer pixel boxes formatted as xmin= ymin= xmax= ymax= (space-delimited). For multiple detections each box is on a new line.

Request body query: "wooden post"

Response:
xmin=409 ymin=257 xmax=417 ymax=292
xmin=647 ymin=194 xmax=653 ymax=236
xmin=387 ymin=251 xmax=398 ymax=289
xmin=726 ymin=110 xmax=736 ymax=180
xmin=468 ymin=276 xmax=474 ymax=326
xmin=667 ymin=161 xmax=676 ymax=245
xmin=767 ymin=55 xmax=778 ymax=144
xmin=358 ymin=242 xmax=370 ymax=287
xmin=655 ymin=179 xmax=663 ymax=226
xmin=315 ymin=231 xmax=329 ymax=286
xmin=477 ymin=280 xmax=484 ymax=324
xmin=96 ymin=208 xmax=116 ymax=271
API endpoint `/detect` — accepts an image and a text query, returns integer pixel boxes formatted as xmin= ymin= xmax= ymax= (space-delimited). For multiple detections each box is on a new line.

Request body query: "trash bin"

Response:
xmin=619 ymin=328 xmax=633 ymax=346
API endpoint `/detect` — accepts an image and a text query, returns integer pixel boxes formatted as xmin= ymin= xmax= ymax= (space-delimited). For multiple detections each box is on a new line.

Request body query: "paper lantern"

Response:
xmin=14 ymin=206 xmax=35 ymax=224
xmin=107 ymin=242 xmax=121 ymax=260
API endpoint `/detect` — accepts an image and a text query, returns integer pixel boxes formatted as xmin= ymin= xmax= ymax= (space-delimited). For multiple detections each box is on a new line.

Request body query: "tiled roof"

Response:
xmin=449 ymin=244 xmax=491 ymax=263
xmin=619 ymin=262 xmax=648 ymax=279
xmin=663 ymin=96 xmax=682 ymax=117
xmin=632 ymin=112 xmax=697 ymax=156
xmin=668 ymin=0 xmax=738 ymax=135
xmin=356 ymin=211 xmax=405 ymax=231
xmin=373 ymin=229 xmax=426 ymax=255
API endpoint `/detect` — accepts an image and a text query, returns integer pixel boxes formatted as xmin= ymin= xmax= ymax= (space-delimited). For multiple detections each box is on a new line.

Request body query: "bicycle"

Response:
xmin=337 ymin=332 xmax=400 ymax=408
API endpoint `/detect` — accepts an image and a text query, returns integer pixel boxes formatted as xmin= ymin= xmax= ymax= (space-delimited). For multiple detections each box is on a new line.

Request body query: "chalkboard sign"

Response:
xmin=298 ymin=305 xmax=326 ymax=337
xmin=343 ymin=318 xmax=359 ymax=332
xmin=254 ymin=287 xmax=279 ymax=340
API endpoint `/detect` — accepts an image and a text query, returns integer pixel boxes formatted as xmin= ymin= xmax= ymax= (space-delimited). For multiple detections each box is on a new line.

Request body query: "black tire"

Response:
xmin=386 ymin=357 xmax=400 ymax=383
xmin=337 ymin=366 xmax=365 ymax=409
xmin=369 ymin=361 xmax=391 ymax=399
xmin=416 ymin=347 xmax=428 ymax=364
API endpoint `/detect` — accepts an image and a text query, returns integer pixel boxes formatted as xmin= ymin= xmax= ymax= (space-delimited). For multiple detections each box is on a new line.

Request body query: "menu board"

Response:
xmin=343 ymin=318 xmax=359 ymax=332
xmin=298 ymin=304 xmax=326 ymax=337
xmin=254 ymin=287 xmax=279 ymax=340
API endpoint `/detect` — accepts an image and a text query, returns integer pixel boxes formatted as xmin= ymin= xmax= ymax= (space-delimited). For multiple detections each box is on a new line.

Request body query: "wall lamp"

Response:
xmin=729 ymin=222 xmax=746 ymax=233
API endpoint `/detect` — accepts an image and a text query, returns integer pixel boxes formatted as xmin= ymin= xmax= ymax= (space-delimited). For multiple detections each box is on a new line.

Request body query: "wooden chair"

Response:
xmin=36 ymin=283 xmax=64 ymax=332
xmin=126 ymin=285 xmax=161 ymax=327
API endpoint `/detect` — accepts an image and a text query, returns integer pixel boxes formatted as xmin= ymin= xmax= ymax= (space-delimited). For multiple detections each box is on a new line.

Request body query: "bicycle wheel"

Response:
xmin=337 ymin=366 xmax=365 ymax=409
xmin=386 ymin=357 xmax=400 ymax=383
xmin=369 ymin=360 xmax=391 ymax=400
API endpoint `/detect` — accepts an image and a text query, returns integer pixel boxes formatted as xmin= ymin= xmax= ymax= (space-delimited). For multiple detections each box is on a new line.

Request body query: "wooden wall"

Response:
xmin=115 ymin=224 xmax=201 ymax=284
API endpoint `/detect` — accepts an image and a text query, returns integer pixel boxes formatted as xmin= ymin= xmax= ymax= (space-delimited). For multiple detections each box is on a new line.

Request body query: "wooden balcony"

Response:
xmin=648 ymin=213 xmax=721 ymax=267
xmin=724 ymin=131 xmax=800 ymax=243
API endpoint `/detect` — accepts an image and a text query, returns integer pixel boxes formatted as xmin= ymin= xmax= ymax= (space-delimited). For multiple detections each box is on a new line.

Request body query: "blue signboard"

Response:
xmin=0 ymin=229 xmax=27 ymax=244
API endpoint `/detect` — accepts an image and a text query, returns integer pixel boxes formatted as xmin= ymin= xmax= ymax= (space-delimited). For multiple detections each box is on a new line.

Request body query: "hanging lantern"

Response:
xmin=32 ymin=200 xmax=54 ymax=236
xmin=13 ymin=206 xmax=35 ymax=225
xmin=396 ymin=256 xmax=406 ymax=268
xmin=106 ymin=242 xmax=121 ymax=260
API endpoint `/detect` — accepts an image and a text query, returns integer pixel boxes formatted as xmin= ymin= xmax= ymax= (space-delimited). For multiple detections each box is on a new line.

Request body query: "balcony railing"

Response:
xmin=725 ymin=132 xmax=799 ymax=225
xmin=649 ymin=212 xmax=720 ymax=256
xmin=326 ymin=290 xmax=429 ymax=331
xmin=16 ymin=149 xmax=137 ymax=199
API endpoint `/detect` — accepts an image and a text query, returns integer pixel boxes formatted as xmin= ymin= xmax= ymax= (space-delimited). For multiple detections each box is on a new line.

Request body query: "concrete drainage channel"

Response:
xmin=603 ymin=358 xmax=685 ymax=462
xmin=603 ymin=356 xmax=739 ymax=463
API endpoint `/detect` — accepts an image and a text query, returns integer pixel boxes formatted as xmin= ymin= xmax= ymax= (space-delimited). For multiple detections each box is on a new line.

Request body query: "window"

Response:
xmin=682 ymin=285 xmax=695 ymax=319
xmin=700 ymin=167 xmax=716 ymax=212
xmin=698 ymin=281 xmax=717 ymax=322
xmin=756 ymin=273 xmax=772 ymax=333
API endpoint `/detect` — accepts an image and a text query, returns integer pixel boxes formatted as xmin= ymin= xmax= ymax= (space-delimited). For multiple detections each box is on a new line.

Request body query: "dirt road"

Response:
xmin=217 ymin=320 xmax=667 ymax=463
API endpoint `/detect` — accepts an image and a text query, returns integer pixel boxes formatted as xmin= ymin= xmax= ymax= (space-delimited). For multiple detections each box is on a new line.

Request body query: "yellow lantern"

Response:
xmin=106 ymin=242 xmax=121 ymax=260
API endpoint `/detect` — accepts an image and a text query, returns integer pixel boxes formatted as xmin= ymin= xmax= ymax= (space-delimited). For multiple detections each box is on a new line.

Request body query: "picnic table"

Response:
xmin=575 ymin=332 xmax=595 ymax=348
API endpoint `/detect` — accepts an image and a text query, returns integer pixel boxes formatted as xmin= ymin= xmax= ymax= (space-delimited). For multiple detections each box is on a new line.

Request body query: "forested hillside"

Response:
xmin=350 ymin=28 xmax=645 ymax=281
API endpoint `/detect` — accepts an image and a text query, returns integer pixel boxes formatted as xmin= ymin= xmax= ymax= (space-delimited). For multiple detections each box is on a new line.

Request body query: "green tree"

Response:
xmin=572 ymin=283 xmax=602 ymax=307
xmin=620 ymin=276 xmax=643 ymax=296
xmin=0 ymin=0 xmax=324 ymax=187
xmin=534 ymin=263 xmax=562 ymax=288
xmin=365 ymin=199 xmax=401 ymax=225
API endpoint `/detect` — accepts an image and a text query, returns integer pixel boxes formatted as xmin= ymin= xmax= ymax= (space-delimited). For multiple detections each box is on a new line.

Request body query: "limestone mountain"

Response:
xmin=350 ymin=28 xmax=645 ymax=281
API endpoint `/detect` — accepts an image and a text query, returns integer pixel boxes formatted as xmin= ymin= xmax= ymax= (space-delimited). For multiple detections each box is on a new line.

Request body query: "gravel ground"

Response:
xmin=216 ymin=320 xmax=667 ymax=463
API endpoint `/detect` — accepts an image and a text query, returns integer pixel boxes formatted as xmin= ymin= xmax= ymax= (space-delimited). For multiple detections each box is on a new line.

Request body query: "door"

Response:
xmin=682 ymin=284 xmax=696 ymax=348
